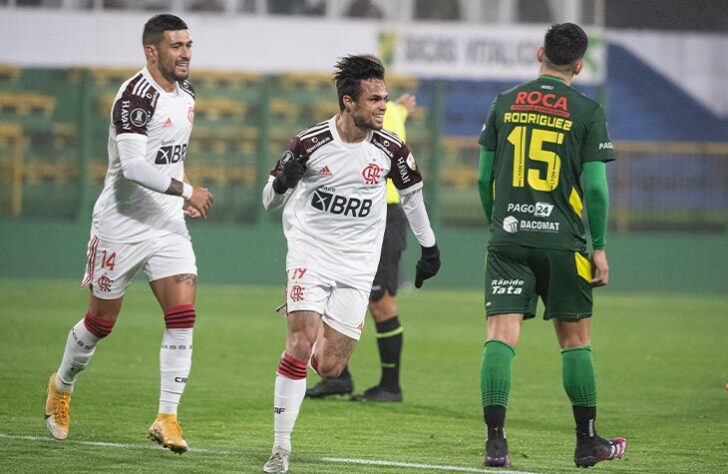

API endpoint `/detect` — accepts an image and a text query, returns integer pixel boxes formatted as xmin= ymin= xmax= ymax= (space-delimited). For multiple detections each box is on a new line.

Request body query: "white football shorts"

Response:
xmin=81 ymin=231 xmax=197 ymax=299
xmin=285 ymin=267 xmax=369 ymax=340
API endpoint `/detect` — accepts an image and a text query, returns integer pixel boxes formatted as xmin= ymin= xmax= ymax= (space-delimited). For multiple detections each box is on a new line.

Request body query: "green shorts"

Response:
xmin=484 ymin=245 xmax=593 ymax=320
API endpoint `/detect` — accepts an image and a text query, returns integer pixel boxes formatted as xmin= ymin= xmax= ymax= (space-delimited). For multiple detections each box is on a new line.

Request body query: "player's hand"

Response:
xmin=273 ymin=159 xmax=306 ymax=194
xmin=188 ymin=186 xmax=213 ymax=219
xmin=183 ymin=201 xmax=202 ymax=219
xmin=396 ymin=93 xmax=417 ymax=114
xmin=415 ymin=244 xmax=441 ymax=288
xmin=590 ymin=249 xmax=609 ymax=287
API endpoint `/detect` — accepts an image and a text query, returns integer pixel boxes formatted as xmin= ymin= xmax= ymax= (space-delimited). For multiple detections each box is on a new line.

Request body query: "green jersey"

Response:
xmin=479 ymin=75 xmax=614 ymax=252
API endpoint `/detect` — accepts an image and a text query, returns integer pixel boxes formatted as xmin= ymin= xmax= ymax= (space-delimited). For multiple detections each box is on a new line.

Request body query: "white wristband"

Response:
xmin=182 ymin=183 xmax=194 ymax=200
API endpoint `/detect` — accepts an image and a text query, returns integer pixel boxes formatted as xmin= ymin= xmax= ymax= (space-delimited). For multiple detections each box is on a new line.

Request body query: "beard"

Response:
xmin=161 ymin=61 xmax=189 ymax=83
xmin=354 ymin=113 xmax=383 ymax=131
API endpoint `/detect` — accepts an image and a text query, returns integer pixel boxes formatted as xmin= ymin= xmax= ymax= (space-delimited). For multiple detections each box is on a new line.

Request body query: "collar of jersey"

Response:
xmin=538 ymin=74 xmax=566 ymax=84
xmin=142 ymin=66 xmax=179 ymax=96
xmin=329 ymin=115 xmax=373 ymax=148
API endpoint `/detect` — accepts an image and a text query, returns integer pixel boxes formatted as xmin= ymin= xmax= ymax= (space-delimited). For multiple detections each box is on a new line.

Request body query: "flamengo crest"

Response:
xmin=361 ymin=162 xmax=382 ymax=185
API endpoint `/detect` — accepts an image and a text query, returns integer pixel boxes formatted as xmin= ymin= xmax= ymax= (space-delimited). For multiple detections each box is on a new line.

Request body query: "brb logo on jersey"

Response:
xmin=155 ymin=143 xmax=188 ymax=164
xmin=361 ymin=162 xmax=382 ymax=185
xmin=311 ymin=188 xmax=372 ymax=217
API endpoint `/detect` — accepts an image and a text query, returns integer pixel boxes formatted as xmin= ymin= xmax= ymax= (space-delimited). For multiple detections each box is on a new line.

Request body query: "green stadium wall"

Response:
xmin=1 ymin=219 xmax=726 ymax=294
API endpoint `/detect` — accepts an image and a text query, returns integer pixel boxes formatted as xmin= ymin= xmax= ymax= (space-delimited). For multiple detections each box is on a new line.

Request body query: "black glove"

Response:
xmin=415 ymin=244 xmax=441 ymax=288
xmin=272 ymin=158 xmax=306 ymax=194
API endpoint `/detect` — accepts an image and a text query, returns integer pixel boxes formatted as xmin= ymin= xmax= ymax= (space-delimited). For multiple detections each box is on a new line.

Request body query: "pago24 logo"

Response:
xmin=507 ymin=201 xmax=554 ymax=218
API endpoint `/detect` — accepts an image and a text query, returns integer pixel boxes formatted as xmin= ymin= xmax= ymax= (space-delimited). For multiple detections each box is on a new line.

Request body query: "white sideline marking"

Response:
xmin=0 ymin=433 xmax=539 ymax=474
xmin=318 ymin=455 xmax=539 ymax=473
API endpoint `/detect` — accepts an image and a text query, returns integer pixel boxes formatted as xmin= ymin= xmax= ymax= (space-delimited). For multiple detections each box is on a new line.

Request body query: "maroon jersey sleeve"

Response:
xmin=372 ymin=130 xmax=423 ymax=191
xmin=269 ymin=136 xmax=309 ymax=177
xmin=112 ymin=74 xmax=160 ymax=136
xmin=269 ymin=124 xmax=333 ymax=176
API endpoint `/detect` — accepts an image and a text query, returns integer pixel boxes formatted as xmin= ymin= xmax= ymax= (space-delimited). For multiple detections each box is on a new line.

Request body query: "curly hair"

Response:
xmin=332 ymin=54 xmax=385 ymax=111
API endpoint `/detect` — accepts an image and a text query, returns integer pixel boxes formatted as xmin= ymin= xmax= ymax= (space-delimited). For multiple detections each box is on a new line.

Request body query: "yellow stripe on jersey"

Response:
xmin=569 ymin=186 xmax=583 ymax=216
xmin=383 ymin=101 xmax=409 ymax=204
xmin=574 ymin=252 xmax=592 ymax=283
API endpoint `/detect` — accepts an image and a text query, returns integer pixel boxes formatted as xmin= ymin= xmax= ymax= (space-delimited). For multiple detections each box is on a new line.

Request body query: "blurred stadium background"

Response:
xmin=0 ymin=0 xmax=726 ymax=293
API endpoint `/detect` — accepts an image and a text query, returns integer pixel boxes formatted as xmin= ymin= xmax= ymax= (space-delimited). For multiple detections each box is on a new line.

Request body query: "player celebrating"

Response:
xmin=261 ymin=55 xmax=440 ymax=473
xmin=305 ymin=92 xmax=417 ymax=402
xmin=43 ymin=14 xmax=213 ymax=454
xmin=477 ymin=23 xmax=626 ymax=468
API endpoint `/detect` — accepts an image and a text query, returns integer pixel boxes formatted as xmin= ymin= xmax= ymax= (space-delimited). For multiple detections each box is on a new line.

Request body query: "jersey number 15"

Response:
xmin=507 ymin=126 xmax=563 ymax=192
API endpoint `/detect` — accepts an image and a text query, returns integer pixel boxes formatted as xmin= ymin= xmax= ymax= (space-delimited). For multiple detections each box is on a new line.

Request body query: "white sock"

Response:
xmin=56 ymin=318 xmax=102 ymax=393
xmin=273 ymin=374 xmax=307 ymax=453
xmin=159 ymin=328 xmax=193 ymax=415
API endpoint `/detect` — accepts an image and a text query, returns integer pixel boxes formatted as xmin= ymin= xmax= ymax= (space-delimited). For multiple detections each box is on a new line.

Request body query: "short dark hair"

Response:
xmin=142 ymin=14 xmax=188 ymax=46
xmin=543 ymin=23 xmax=588 ymax=67
xmin=333 ymin=55 xmax=385 ymax=111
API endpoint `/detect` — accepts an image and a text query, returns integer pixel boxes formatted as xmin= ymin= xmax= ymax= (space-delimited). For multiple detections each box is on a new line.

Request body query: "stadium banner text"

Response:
xmin=379 ymin=25 xmax=606 ymax=84
xmin=0 ymin=11 xmax=607 ymax=82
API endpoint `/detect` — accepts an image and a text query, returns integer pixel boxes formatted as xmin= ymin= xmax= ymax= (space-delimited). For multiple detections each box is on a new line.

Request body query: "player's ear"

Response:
xmin=342 ymin=94 xmax=354 ymax=111
xmin=536 ymin=46 xmax=544 ymax=64
xmin=573 ymin=58 xmax=584 ymax=76
xmin=144 ymin=44 xmax=158 ymax=62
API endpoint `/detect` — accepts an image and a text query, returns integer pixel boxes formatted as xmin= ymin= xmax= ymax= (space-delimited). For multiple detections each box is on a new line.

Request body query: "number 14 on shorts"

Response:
xmin=101 ymin=250 xmax=117 ymax=271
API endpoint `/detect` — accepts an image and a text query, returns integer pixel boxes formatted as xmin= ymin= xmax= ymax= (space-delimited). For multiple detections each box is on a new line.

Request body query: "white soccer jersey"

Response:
xmin=91 ymin=67 xmax=195 ymax=243
xmin=268 ymin=116 xmax=423 ymax=289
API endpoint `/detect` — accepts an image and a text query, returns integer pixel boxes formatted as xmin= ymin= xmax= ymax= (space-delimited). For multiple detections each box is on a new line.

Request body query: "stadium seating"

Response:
xmin=0 ymin=64 xmax=21 ymax=83
xmin=279 ymin=72 xmax=331 ymax=93
xmin=1 ymin=66 xmax=724 ymax=230
xmin=0 ymin=123 xmax=28 ymax=217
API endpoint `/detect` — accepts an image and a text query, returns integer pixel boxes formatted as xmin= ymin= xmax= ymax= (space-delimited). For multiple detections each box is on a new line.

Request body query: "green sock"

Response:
xmin=480 ymin=340 xmax=515 ymax=407
xmin=562 ymin=346 xmax=597 ymax=407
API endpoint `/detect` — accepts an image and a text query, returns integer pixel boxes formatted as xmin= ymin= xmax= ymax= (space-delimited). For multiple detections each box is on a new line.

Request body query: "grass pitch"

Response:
xmin=0 ymin=280 xmax=726 ymax=473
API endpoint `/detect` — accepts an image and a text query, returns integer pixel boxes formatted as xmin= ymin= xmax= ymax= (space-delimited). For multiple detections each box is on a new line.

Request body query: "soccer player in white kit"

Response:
xmin=261 ymin=55 xmax=441 ymax=473
xmin=43 ymin=14 xmax=213 ymax=454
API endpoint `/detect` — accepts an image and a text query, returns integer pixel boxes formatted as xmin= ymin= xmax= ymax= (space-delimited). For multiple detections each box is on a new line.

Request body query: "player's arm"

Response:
xmin=400 ymin=187 xmax=436 ymax=249
xmin=115 ymin=134 xmax=175 ymax=193
xmin=116 ymin=136 xmax=213 ymax=218
xmin=112 ymin=88 xmax=212 ymax=217
xmin=477 ymin=146 xmax=495 ymax=222
xmin=262 ymin=175 xmax=291 ymax=210
xmin=262 ymin=138 xmax=307 ymax=211
xmin=389 ymin=145 xmax=440 ymax=288
xmin=582 ymin=105 xmax=615 ymax=287
xmin=182 ymin=173 xmax=203 ymax=219
xmin=477 ymin=97 xmax=498 ymax=222
xmin=583 ymin=161 xmax=609 ymax=286
xmin=400 ymin=187 xmax=440 ymax=288
xmin=383 ymin=93 xmax=416 ymax=142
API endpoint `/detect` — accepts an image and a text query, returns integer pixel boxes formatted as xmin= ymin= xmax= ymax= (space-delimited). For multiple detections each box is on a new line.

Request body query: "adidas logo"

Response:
xmin=162 ymin=118 xmax=173 ymax=128
xmin=319 ymin=166 xmax=332 ymax=176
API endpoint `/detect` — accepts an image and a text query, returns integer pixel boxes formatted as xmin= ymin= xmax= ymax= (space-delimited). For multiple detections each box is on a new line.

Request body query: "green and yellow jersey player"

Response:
xmin=477 ymin=23 xmax=626 ymax=469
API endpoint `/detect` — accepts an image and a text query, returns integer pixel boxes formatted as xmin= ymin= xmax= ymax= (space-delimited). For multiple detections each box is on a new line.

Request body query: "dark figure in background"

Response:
xmin=347 ymin=0 xmax=384 ymax=19
xmin=414 ymin=0 xmax=461 ymax=21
